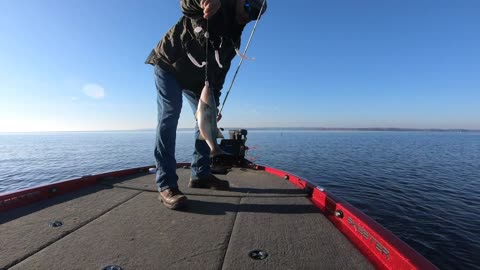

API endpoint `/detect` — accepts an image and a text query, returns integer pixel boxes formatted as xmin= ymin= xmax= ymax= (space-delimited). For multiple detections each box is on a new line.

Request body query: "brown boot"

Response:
xmin=188 ymin=174 xmax=230 ymax=190
xmin=158 ymin=188 xmax=187 ymax=210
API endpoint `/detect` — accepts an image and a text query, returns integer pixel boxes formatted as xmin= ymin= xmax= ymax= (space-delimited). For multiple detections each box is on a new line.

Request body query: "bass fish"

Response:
xmin=196 ymin=81 xmax=225 ymax=157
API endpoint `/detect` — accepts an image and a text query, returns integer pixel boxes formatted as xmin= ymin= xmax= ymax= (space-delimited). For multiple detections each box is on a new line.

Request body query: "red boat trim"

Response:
xmin=261 ymin=165 xmax=438 ymax=270
xmin=0 ymin=163 xmax=190 ymax=213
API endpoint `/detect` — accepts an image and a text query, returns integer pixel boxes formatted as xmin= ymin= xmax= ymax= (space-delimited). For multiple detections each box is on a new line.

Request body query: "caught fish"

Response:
xmin=196 ymin=81 xmax=225 ymax=157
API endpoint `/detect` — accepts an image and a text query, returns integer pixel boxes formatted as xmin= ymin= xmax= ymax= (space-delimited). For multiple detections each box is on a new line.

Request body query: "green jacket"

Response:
xmin=145 ymin=0 xmax=245 ymax=103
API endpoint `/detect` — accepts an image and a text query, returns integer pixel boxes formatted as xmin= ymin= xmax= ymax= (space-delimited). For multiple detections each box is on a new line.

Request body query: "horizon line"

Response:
xmin=1 ymin=127 xmax=479 ymax=133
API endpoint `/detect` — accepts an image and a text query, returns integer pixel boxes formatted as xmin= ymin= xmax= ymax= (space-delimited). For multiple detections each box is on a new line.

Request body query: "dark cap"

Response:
xmin=244 ymin=0 xmax=267 ymax=20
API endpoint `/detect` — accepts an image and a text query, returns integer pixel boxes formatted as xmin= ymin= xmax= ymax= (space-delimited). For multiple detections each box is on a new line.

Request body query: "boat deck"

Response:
xmin=1 ymin=167 xmax=373 ymax=270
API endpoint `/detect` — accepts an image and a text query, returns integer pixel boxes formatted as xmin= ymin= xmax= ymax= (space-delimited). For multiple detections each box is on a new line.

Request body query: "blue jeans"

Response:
xmin=153 ymin=65 xmax=212 ymax=191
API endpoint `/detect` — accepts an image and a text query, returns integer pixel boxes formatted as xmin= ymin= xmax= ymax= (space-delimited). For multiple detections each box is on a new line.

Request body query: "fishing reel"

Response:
xmin=212 ymin=129 xmax=248 ymax=169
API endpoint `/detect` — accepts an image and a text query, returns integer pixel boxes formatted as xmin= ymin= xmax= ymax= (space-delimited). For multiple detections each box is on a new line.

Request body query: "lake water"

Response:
xmin=1 ymin=130 xmax=479 ymax=269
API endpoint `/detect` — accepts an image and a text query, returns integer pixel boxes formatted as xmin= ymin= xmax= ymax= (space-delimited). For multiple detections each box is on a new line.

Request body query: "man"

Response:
xmin=145 ymin=0 xmax=267 ymax=210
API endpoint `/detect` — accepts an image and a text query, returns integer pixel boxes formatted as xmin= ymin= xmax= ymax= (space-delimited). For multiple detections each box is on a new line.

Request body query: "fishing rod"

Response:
xmin=217 ymin=0 xmax=266 ymax=116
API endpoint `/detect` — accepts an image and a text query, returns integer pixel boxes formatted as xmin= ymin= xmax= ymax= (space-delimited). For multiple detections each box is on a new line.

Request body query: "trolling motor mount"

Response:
xmin=212 ymin=129 xmax=248 ymax=168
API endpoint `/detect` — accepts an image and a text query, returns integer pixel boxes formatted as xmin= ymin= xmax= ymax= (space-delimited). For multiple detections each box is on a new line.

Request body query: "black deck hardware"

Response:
xmin=304 ymin=186 xmax=314 ymax=197
xmin=334 ymin=210 xmax=344 ymax=219
xmin=216 ymin=129 xmax=248 ymax=167
xmin=102 ymin=266 xmax=122 ymax=270
xmin=284 ymin=175 xmax=289 ymax=180
xmin=249 ymin=249 xmax=269 ymax=260
xmin=48 ymin=221 xmax=64 ymax=228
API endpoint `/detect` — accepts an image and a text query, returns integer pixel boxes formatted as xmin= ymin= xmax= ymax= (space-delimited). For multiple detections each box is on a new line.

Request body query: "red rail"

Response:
xmin=0 ymin=163 xmax=190 ymax=212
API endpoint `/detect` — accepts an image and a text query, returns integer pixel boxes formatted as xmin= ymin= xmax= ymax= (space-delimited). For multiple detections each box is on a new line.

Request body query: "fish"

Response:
xmin=196 ymin=81 xmax=225 ymax=157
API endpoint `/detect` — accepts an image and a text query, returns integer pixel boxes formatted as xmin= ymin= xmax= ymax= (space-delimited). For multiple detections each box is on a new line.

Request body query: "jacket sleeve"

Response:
xmin=181 ymin=0 xmax=203 ymax=18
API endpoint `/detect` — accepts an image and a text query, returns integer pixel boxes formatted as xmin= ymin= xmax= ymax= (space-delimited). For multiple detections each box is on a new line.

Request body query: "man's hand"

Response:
xmin=216 ymin=112 xmax=222 ymax=122
xmin=200 ymin=0 xmax=221 ymax=19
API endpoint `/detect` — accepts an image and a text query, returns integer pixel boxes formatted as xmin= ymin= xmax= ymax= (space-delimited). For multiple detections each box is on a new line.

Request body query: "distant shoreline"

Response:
xmin=242 ymin=127 xmax=480 ymax=132
xmin=1 ymin=127 xmax=479 ymax=133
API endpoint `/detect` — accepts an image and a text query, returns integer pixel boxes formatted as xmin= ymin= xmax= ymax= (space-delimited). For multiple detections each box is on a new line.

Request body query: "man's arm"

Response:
xmin=181 ymin=0 xmax=221 ymax=19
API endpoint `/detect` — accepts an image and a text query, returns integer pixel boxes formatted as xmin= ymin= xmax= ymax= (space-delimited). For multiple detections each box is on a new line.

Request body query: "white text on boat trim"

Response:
xmin=347 ymin=216 xmax=390 ymax=260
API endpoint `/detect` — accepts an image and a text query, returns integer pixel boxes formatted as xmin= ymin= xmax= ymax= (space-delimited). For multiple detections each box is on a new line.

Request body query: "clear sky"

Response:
xmin=1 ymin=0 xmax=479 ymax=132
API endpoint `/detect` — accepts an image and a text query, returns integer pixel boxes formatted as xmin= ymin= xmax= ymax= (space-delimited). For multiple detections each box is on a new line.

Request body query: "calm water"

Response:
xmin=1 ymin=130 xmax=479 ymax=269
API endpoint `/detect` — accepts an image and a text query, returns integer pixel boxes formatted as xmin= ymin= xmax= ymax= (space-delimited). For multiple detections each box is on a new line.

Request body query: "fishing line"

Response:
xmin=204 ymin=19 xmax=209 ymax=84
xmin=218 ymin=0 xmax=266 ymax=116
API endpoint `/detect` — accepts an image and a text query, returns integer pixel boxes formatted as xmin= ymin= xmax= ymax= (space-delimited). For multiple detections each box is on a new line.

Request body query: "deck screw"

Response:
xmin=249 ymin=249 xmax=268 ymax=260
xmin=102 ymin=266 xmax=122 ymax=270
xmin=48 ymin=221 xmax=64 ymax=228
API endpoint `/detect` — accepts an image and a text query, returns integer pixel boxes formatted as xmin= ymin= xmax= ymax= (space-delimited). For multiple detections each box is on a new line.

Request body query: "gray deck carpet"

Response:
xmin=1 ymin=167 xmax=373 ymax=270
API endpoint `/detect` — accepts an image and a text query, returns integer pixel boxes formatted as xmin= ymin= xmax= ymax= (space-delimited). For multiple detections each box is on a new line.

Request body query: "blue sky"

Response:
xmin=0 ymin=0 xmax=479 ymax=132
